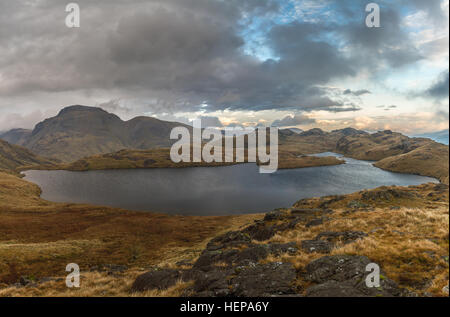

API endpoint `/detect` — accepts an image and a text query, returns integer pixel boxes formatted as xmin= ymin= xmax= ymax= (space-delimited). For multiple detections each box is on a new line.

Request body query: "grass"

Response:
xmin=375 ymin=142 xmax=449 ymax=184
xmin=262 ymin=183 xmax=449 ymax=296
xmin=0 ymin=270 xmax=193 ymax=297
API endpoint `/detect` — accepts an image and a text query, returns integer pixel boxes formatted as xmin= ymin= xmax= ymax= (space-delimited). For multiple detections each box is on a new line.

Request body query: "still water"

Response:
xmin=23 ymin=153 xmax=437 ymax=215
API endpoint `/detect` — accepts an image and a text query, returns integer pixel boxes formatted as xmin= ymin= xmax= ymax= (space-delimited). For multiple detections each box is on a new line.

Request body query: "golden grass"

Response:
xmin=0 ymin=270 xmax=193 ymax=297
xmin=263 ymin=185 xmax=449 ymax=297
xmin=375 ymin=142 xmax=449 ymax=184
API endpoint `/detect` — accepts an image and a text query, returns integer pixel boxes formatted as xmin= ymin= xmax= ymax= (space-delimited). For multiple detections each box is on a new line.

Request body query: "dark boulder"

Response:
xmin=206 ymin=231 xmax=251 ymax=251
xmin=301 ymin=240 xmax=333 ymax=254
xmin=131 ymin=269 xmax=184 ymax=292
xmin=230 ymin=262 xmax=297 ymax=297
xmin=304 ymin=255 xmax=413 ymax=297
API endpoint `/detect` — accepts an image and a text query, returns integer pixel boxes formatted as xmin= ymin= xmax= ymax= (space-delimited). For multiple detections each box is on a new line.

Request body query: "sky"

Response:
xmin=0 ymin=0 xmax=448 ymax=134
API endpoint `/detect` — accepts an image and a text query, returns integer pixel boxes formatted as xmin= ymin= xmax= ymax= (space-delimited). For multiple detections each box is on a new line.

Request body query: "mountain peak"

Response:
xmin=57 ymin=105 xmax=109 ymax=116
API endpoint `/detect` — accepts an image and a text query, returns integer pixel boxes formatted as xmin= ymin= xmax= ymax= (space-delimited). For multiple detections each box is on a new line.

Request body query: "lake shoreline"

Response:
xmin=22 ymin=155 xmax=439 ymax=216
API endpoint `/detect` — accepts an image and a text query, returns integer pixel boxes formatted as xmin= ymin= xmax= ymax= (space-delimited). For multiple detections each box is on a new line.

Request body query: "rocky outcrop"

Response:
xmin=131 ymin=208 xmax=306 ymax=296
xmin=301 ymin=231 xmax=367 ymax=254
xmin=131 ymin=207 xmax=412 ymax=297
xmin=304 ymin=255 xmax=414 ymax=297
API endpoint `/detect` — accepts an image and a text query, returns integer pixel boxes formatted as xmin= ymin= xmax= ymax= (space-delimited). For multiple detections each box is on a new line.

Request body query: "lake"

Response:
xmin=23 ymin=153 xmax=438 ymax=216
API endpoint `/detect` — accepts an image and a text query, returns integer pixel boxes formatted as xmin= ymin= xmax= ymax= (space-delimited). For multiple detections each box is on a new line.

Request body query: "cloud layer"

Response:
xmin=0 ymin=0 xmax=448 ymax=132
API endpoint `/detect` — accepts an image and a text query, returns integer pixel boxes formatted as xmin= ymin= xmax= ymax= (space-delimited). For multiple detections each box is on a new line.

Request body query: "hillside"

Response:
xmin=0 ymin=139 xmax=55 ymax=174
xmin=1 ymin=106 xmax=191 ymax=162
xmin=335 ymin=130 xmax=430 ymax=161
xmin=375 ymin=142 xmax=449 ymax=184
xmin=0 ymin=128 xmax=32 ymax=146
xmin=35 ymin=146 xmax=344 ymax=172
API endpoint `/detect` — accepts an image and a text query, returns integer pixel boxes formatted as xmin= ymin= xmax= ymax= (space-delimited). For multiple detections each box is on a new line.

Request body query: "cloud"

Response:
xmin=271 ymin=114 xmax=316 ymax=127
xmin=425 ymin=70 xmax=449 ymax=98
xmin=343 ymin=89 xmax=371 ymax=96
xmin=0 ymin=110 xmax=45 ymax=131
xmin=376 ymin=105 xmax=398 ymax=111
xmin=0 ymin=0 xmax=447 ymax=130
xmin=197 ymin=116 xmax=223 ymax=128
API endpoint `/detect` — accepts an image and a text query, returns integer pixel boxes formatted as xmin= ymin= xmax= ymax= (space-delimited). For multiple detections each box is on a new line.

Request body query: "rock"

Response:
xmin=193 ymin=249 xmax=240 ymax=270
xmin=306 ymin=280 xmax=369 ymax=297
xmin=194 ymin=242 xmax=297 ymax=270
xmin=241 ymin=222 xmax=277 ymax=241
xmin=19 ymin=277 xmax=31 ymax=286
xmin=242 ymin=217 xmax=301 ymax=241
xmin=347 ymin=200 xmax=369 ymax=209
xmin=318 ymin=196 xmax=345 ymax=208
xmin=315 ymin=231 xmax=367 ymax=244
xmin=290 ymin=209 xmax=333 ymax=222
xmin=264 ymin=209 xmax=288 ymax=221
xmin=443 ymin=284 xmax=449 ymax=295
xmin=230 ymin=262 xmax=297 ymax=297
xmin=234 ymin=245 xmax=270 ymax=266
xmin=291 ymin=208 xmax=322 ymax=215
xmin=361 ymin=187 xmax=414 ymax=202
xmin=206 ymin=231 xmax=252 ymax=251
xmin=306 ymin=217 xmax=329 ymax=228
xmin=301 ymin=240 xmax=333 ymax=254
xmin=131 ymin=269 xmax=184 ymax=292
xmin=305 ymin=255 xmax=372 ymax=284
xmin=176 ymin=260 xmax=193 ymax=267
xmin=189 ymin=268 xmax=233 ymax=297
xmin=304 ymin=255 xmax=412 ymax=297
xmin=268 ymin=242 xmax=298 ymax=256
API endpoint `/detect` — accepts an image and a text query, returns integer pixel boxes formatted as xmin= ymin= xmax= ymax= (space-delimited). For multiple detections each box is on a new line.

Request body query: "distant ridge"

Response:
xmin=0 ymin=139 xmax=55 ymax=173
xmin=1 ymin=105 xmax=190 ymax=162
xmin=413 ymin=129 xmax=449 ymax=145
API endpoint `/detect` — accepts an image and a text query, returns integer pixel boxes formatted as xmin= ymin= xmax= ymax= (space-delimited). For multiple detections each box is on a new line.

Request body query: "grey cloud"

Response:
xmin=425 ymin=70 xmax=449 ymax=99
xmin=198 ymin=116 xmax=223 ymax=128
xmin=0 ymin=0 xmax=443 ymax=126
xmin=272 ymin=114 xmax=316 ymax=127
xmin=0 ymin=110 xmax=46 ymax=131
xmin=343 ymin=89 xmax=371 ymax=96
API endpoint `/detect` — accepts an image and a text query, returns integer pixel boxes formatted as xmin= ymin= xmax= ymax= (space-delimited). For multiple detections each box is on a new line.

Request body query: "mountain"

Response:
xmin=1 ymin=105 xmax=190 ymax=162
xmin=289 ymin=128 xmax=303 ymax=134
xmin=335 ymin=130 xmax=430 ymax=161
xmin=331 ymin=127 xmax=368 ymax=137
xmin=0 ymin=139 xmax=55 ymax=173
xmin=0 ymin=128 xmax=32 ymax=146
xmin=375 ymin=141 xmax=449 ymax=184
xmin=413 ymin=129 xmax=449 ymax=145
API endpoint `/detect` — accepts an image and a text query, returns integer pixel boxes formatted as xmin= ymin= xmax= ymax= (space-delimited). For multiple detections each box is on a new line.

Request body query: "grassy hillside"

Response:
xmin=375 ymin=142 xmax=449 ymax=184
xmin=34 ymin=146 xmax=344 ymax=172
xmin=0 ymin=139 xmax=55 ymax=174
xmin=335 ymin=130 xmax=430 ymax=161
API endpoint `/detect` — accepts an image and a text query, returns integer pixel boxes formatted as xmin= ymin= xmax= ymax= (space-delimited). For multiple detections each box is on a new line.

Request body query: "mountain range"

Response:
xmin=0 ymin=105 xmax=448 ymax=184
xmin=0 ymin=105 xmax=190 ymax=162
